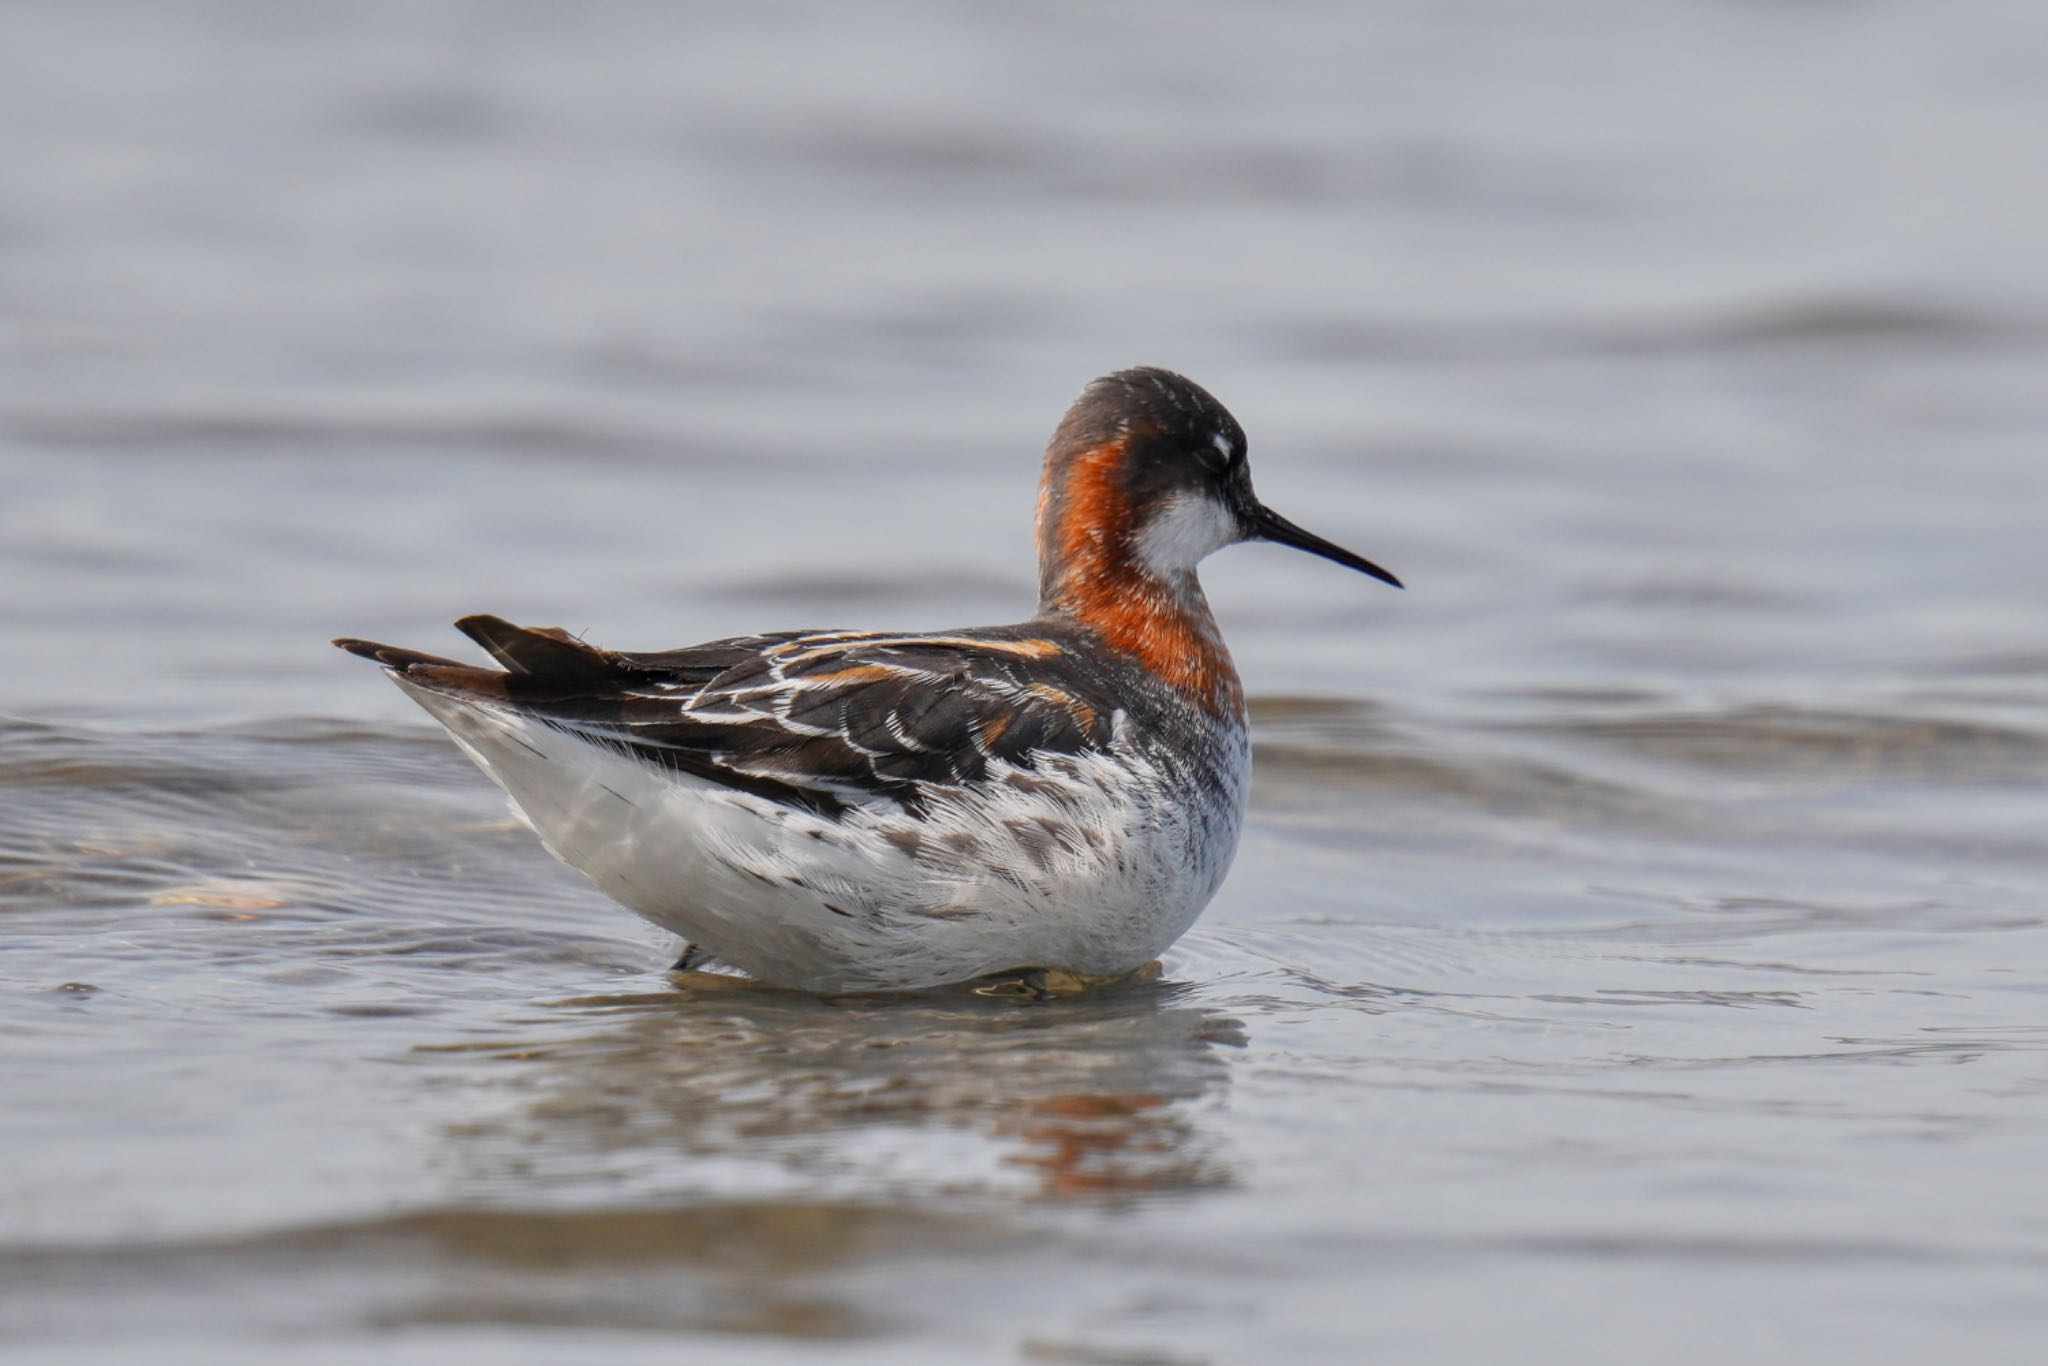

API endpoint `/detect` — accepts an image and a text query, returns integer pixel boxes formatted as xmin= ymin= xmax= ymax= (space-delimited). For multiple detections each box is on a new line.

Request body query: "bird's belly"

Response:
xmin=621 ymin=751 xmax=1244 ymax=991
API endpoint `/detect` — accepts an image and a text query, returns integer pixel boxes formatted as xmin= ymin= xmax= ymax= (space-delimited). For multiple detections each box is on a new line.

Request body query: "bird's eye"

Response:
xmin=1195 ymin=432 xmax=1236 ymax=474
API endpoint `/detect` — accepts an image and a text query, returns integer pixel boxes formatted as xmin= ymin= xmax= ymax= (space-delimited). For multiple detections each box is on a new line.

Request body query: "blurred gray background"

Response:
xmin=6 ymin=0 xmax=2042 ymax=719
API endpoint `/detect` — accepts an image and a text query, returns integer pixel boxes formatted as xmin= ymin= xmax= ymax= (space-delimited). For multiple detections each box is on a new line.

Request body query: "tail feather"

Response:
xmin=454 ymin=614 xmax=616 ymax=687
xmin=332 ymin=637 xmax=468 ymax=670
xmin=334 ymin=616 xmax=624 ymax=703
xmin=331 ymin=636 xmax=513 ymax=697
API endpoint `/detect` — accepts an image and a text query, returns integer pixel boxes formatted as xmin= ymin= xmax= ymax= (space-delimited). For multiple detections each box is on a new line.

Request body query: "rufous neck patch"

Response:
xmin=1037 ymin=437 xmax=1243 ymax=715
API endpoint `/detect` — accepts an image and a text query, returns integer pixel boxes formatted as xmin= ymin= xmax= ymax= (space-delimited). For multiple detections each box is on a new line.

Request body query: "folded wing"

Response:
xmin=336 ymin=615 xmax=1116 ymax=817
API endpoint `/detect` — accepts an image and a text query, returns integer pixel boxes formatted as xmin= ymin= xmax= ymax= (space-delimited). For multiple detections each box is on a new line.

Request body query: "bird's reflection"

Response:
xmin=427 ymin=971 xmax=1245 ymax=1203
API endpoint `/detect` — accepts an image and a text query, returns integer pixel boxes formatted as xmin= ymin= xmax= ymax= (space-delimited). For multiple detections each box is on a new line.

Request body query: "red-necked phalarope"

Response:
xmin=337 ymin=367 xmax=1400 ymax=992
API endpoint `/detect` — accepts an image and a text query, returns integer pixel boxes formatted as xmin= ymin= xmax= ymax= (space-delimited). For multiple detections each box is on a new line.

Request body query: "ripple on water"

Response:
xmin=1510 ymin=705 xmax=2048 ymax=784
xmin=0 ymin=1200 xmax=1044 ymax=1341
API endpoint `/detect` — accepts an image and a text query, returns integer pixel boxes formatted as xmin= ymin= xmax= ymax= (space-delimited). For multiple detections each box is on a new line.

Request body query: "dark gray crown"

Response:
xmin=1047 ymin=366 xmax=1245 ymax=462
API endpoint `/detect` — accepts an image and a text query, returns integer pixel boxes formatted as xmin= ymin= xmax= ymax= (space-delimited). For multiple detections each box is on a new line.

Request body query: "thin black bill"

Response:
xmin=1247 ymin=504 xmax=1403 ymax=589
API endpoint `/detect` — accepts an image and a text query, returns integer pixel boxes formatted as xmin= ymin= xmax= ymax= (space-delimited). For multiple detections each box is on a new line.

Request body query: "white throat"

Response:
xmin=1134 ymin=492 xmax=1239 ymax=578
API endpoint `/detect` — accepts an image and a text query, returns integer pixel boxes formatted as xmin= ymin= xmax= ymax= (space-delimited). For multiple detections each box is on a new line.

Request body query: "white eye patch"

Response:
xmin=1211 ymin=432 xmax=1234 ymax=462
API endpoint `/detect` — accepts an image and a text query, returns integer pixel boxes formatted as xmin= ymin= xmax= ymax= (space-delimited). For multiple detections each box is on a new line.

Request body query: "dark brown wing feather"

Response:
xmin=454 ymin=614 xmax=617 ymax=687
xmin=335 ymin=617 xmax=1120 ymax=815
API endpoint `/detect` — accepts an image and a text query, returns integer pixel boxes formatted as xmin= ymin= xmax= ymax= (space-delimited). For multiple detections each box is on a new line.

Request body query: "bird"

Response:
xmin=335 ymin=367 xmax=1400 ymax=993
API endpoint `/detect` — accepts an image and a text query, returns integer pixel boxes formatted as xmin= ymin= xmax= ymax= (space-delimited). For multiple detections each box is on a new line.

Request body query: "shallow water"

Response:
xmin=4 ymin=2 xmax=2048 ymax=1362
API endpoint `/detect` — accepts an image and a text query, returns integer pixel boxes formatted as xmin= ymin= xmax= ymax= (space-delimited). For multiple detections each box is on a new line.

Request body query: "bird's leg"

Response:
xmin=970 ymin=961 xmax=1162 ymax=1001
xmin=972 ymin=967 xmax=1053 ymax=1002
